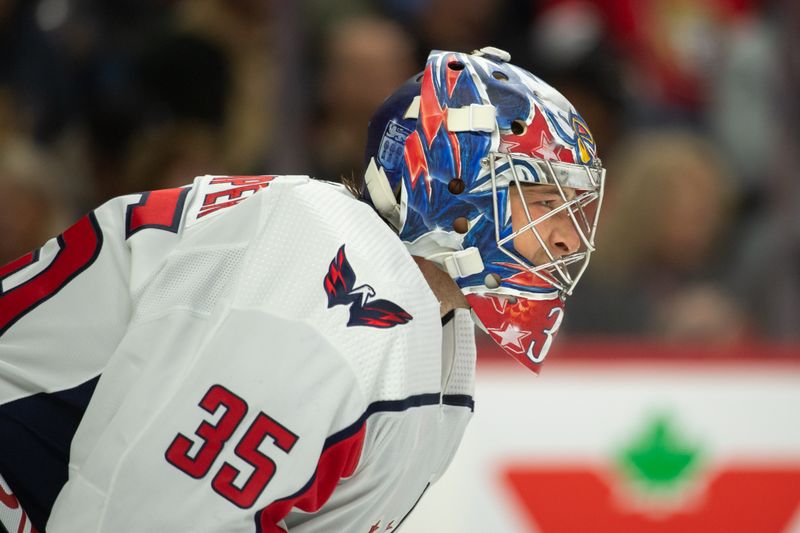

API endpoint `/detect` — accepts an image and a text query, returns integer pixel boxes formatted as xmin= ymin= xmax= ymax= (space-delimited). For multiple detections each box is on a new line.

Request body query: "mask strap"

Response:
xmin=364 ymin=158 xmax=402 ymax=229
xmin=427 ymin=247 xmax=485 ymax=279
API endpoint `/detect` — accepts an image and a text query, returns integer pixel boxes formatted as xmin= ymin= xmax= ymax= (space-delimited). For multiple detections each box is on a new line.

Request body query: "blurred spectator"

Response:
xmin=309 ymin=15 xmax=415 ymax=180
xmin=728 ymin=203 xmax=799 ymax=340
xmin=536 ymin=0 xmax=757 ymax=124
xmin=401 ymin=0 xmax=532 ymax=68
xmin=102 ymin=31 xmax=231 ymax=198
xmin=526 ymin=0 xmax=629 ymax=159
xmin=0 ymin=136 xmax=71 ymax=264
xmin=727 ymin=0 xmax=800 ymax=340
xmin=0 ymin=0 xmax=75 ymax=143
xmin=77 ymin=24 xmax=231 ymax=200
xmin=136 ymin=31 xmax=230 ymax=131
xmin=414 ymin=0 xmax=513 ymax=57
xmin=651 ymin=284 xmax=750 ymax=343
xmin=177 ymin=0 xmax=278 ymax=174
xmin=120 ymin=121 xmax=226 ymax=193
xmin=564 ymin=129 xmax=750 ymax=342
xmin=708 ymin=11 xmax=777 ymax=203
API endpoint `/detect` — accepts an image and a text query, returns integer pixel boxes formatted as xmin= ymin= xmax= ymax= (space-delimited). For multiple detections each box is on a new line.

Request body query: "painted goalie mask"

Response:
xmin=363 ymin=48 xmax=605 ymax=373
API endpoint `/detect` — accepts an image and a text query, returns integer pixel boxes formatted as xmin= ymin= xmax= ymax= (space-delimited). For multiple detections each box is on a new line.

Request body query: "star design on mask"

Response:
xmin=488 ymin=322 xmax=531 ymax=352
xmin=534 ymin=132 xmax=561 ymax=161
xmin=489 ymin=294 xmax=509 ymax=314
xmin=499 ymin=138 xmax=520 ymax=154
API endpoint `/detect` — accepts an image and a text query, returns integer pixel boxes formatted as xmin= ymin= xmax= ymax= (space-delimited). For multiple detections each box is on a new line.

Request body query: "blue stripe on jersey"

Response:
xmin=323 ymin=392 xmax=442 ymax=449
xmin=0 ymin=376 xmax=99 ymax=531
xmin=440 ymin=309 xmax=455 ymax=326
xmin=255 ymin=391 xmax=472 ymax=532
xmin=442 ymin=394 xmax=475 ymax=411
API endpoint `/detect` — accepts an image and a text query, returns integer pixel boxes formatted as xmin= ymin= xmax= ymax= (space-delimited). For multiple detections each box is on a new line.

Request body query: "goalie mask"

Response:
xmin=363 ymin=48 xmax=605 ymax=373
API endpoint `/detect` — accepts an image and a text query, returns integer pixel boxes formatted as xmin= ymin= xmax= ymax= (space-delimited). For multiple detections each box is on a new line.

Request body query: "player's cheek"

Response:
xmin=509 ymin=194 xmax=547 ymax=262
xmin=512 ymin=221 xmax=544 ymax=263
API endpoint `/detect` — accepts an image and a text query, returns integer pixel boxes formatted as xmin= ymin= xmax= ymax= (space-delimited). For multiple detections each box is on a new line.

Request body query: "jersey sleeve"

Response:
xmin=0 ymin=204 xmax=126 ymax=402
xmin=0 ymin=184 xmax=196 ymax=401
xmin=0 ymin=186 xmax=191 ymax=530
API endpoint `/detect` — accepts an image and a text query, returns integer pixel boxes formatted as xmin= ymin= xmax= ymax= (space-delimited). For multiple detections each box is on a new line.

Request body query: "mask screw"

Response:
xmin=448 ymin=178 xmax=465 ymax=194
xmin=484 ymin=273 xmax=501 ymax=289
xmin=453 ymin=217 xmax=469 ymax=234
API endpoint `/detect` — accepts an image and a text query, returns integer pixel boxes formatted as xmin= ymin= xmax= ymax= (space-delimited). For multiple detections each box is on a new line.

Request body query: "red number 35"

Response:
xmin=165 ymin=385 xmax=299 ymax=509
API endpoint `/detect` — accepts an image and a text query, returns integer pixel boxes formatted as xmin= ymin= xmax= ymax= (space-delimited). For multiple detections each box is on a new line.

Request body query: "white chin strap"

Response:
xmin=426 ymin=248 xmax=485 ymax=279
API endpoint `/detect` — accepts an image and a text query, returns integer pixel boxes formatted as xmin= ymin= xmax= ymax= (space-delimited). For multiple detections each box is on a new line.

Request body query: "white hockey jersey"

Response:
xmin=0 ymin=175 xmax=476 ymax=532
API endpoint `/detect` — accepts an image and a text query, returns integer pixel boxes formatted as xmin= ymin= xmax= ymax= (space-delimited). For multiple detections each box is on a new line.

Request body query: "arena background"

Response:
xmin=1 ymin=0 xmax=798 ymax=531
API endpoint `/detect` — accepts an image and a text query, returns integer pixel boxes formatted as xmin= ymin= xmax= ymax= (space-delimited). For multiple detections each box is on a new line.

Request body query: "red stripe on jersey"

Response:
xmin=0 ymin=214 xmax=102 ymax=335
xmin=0 ymin=250 xmax=37 ymax=279
xmin=125 ymin=187 xmax=188 ymax=237
xmin=255 ymin=422 xmax=366 ymax=532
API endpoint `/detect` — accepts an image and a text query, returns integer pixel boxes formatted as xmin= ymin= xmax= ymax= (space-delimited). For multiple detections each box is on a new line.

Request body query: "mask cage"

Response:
xmin=485 ymin=152 xmax=606 ymax=295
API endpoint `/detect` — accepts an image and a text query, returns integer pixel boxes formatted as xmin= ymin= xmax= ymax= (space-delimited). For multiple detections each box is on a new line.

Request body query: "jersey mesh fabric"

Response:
xmin=235 ymin=179 xmax=442 ymax=405
xmin=132 ymin=246 xmax=247 ymax=322
xmin=444 ymin=309 xmax=477 ymax=398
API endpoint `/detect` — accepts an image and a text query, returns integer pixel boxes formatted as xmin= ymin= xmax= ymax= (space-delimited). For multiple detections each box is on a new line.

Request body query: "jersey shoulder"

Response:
xmin=180 ymin=174 xmax=302 ymax=231
xmin=126 ymin=174 xmax=444 ymax=403
xmin=227 ymin=177 xmax=445 ymax=403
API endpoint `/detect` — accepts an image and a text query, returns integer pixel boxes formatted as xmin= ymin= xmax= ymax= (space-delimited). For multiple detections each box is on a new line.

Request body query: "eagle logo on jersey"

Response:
xmin=324 ymin=245 xmax=413 ymax=329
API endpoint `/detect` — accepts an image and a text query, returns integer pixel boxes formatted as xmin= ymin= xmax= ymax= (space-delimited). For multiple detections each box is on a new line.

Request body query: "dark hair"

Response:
xmin=340 ymin=172 xmax=364 ymax=200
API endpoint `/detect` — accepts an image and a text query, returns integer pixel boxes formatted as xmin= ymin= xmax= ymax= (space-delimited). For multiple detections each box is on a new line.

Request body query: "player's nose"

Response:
xmin=546 ymin=213 xmax=580 ymax=258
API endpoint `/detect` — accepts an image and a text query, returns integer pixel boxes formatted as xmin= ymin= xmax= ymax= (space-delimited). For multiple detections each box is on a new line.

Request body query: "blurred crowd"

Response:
xmin=1 ymin=0 xmax=798 ymax=344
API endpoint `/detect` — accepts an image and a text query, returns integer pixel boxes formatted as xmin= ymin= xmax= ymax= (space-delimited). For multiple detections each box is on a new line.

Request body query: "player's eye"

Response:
xmin=530 ymin=196 xmax=562 ymax=209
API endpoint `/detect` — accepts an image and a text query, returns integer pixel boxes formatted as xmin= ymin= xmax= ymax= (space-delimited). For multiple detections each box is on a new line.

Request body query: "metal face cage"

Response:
xmin=485 ymin=152 xmax=606 ymax=295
